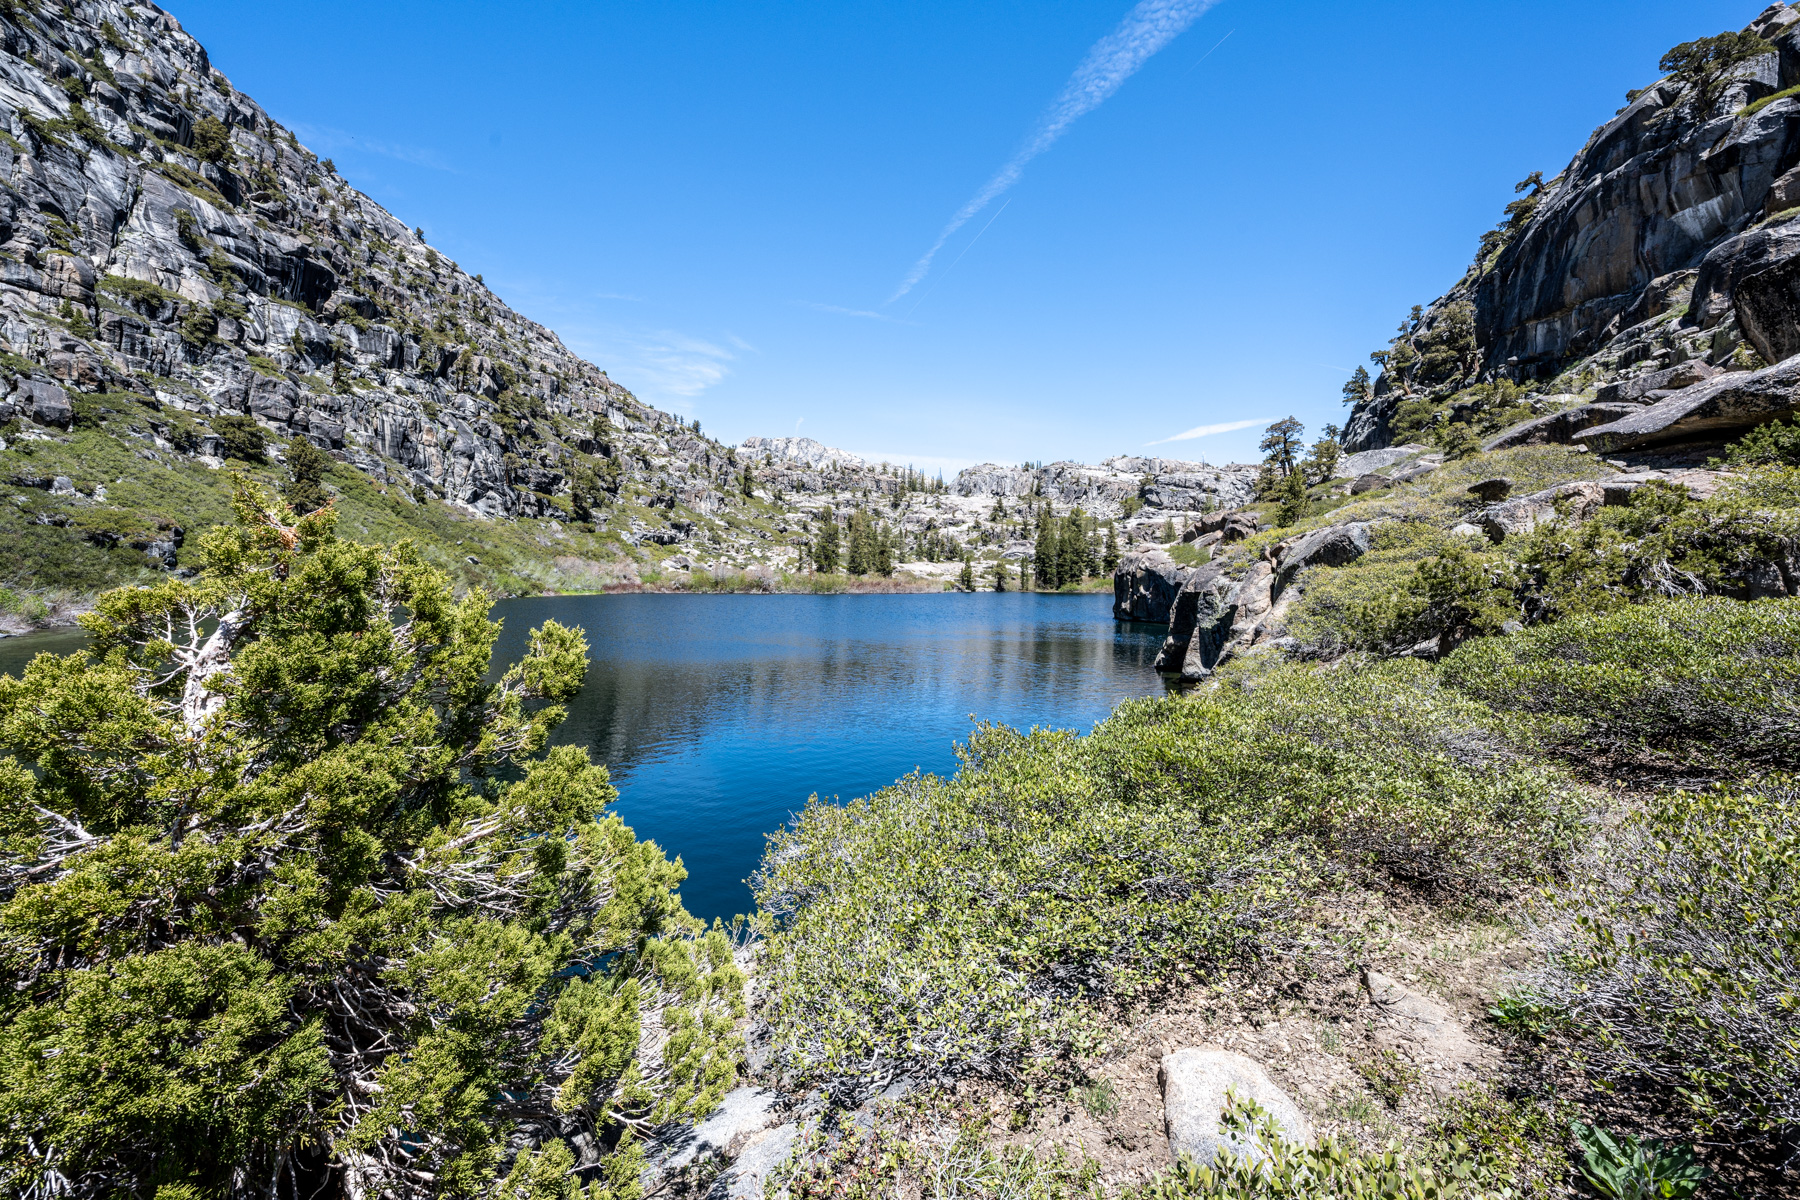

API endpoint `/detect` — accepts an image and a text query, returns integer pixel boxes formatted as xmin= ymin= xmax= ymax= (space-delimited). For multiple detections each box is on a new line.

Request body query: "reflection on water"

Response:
xmin=0 ymin=627 xmax=91 ymax=678
xmin=0 ymin=595 xmax=1172 ymax=925
xmin=490 ymin=592 xmax=1170 ymax=923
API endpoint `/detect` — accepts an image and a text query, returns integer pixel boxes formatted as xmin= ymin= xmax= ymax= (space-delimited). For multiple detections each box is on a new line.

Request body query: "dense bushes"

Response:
xmin=753 ymin=662 xmax=1575 ymax=1092
xmin=1441 ymin=596 xmax=1800 ymax=775
xmin=1530 ymin=780 xmax=1800 ymax=1146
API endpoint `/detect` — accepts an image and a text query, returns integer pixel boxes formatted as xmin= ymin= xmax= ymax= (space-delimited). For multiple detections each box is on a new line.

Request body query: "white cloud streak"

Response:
xmin=289 ymin=122 xmax=455 ymax=172
xmin=794 ymin=300 xmax=913 ymax=323
xmin=890 ymin=0 xmax=1222 ymax=301
xmin=1145 ymin=417 xmax=1264 ymax=446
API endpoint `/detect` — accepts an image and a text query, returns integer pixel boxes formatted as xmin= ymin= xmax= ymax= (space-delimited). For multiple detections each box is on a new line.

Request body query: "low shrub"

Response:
xmin=1441 ymin=596 xmax=1800 ymax=775
xmin=1129 ymin=1097 xmax=1515 ymax=1199
xmin=1532 ymin=780 xmax=1800 ymax=1151
xmin=753 ymin=662 xmax=1576 ymax=1092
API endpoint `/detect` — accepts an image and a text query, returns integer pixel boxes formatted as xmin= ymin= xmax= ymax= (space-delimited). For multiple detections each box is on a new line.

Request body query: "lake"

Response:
xmin=0 ymin=593 xmax=1172 ymax=923
xmin=489 ymin=592 xmax=1170 ymax=923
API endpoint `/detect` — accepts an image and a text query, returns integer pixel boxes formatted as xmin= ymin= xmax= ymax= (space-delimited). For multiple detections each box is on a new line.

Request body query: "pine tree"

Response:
xmin=283 ymin=437 xmax=333 ymax=515
xmin=813 ymin=507 xmax=840 ymax=573
xmin=957 ymin=552 xmax=976 ymax=592
xmin=1277 ymin=466 xmax=1310 ymax=526
xmin=1259 ymin=417 xmax=1306 ymax=477
xmin=992 ymin=560 xmax=1009 ymax=591
xmin=1102 ymin=522 xmax=1120 ymax=573
xmin=989 ymin=495 xmax=1006 ymax=521
xmin=845 ymin=510 xmax=874 ymax=575
xmin=1057 ymin=509 xmax=1088 ymax=587
xmin=875 ymin=521 xmax=895 ymax=576
xmin=0 ymin=485 xmax=741 ymax=1199
xmin=1342 ymin=365 xmax=1371 ymax=406
xmin=1033 ymin=516 xmax=1058 ymax=590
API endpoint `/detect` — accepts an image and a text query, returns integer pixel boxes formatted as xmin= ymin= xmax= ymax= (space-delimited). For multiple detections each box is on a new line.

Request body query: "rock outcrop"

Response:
xmin=1114 ymin=549 xmax=1189 ymax=623
xmin=1344 ymin=3 xmax=1800 ymax=455
xmin=1576 ymin=353 xmax=1800 ymax=451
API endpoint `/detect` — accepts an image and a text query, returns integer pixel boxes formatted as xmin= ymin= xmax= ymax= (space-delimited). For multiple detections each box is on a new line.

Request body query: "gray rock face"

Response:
xmin=1594 ymin=359 xmax=1718 ymax=404
xmin=1466 ymin=477 xmax=1513 ymax=502
xmin=1340 ymin=9 xmax=1800 ymax=451
xmin=1160 ymin=1048 xmax=1310 ymax=1167
xmin=1473 ymin=481 xmax=1605 ymax=542
xmin=953 ymin=456 xmax=1259 ymax=517
xmin=740 ymin=436 xmax=864 ymax=470
xmin=1576 ymin=355 xmax=1800 ymax=451
xmin=714 ymin=1123 xmax=798 ymax=1200
xmin=653 ymin=1087 xmax=781 ymax=1175
xmin=1483 ymin=401 xmax=1645 ymax=450
xmin=0 ymin=0 xmax=754 ymax=533
xmin=1114 ymin=549 xmax=1188 ymax=623
xmin=1337 ymin=444 xmax=1431 ymax=477
xmin=1349 ymin=472 xmax=1391 ymax=495
xmin=1273 ymin=522 xmax=1372 ymax=596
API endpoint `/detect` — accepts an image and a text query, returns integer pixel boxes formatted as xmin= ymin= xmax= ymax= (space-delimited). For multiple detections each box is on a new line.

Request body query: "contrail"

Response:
xmin=906 ymin=198 xmax=1011 ymax=315
xmin=890 ymin=0 xmax=1224 ymax=302
xmin=1145 ymin=417 xmax=1263 ymax=446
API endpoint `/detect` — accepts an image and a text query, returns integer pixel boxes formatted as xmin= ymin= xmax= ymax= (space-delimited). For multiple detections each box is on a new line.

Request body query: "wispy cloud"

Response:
xmin=890 ymin=0 xmax=1222 ymax=301
xmin=795 ymin=300 xmax=914 ymax=323
xmin=595 ymin=292 xmax=646 ymax=302
xmin=289 ymin=122 xmax=454 ymax=172
xmin=621 ymin=332 xmax=737 ymax=404
xmin=1145 ymin=417 xmax=1264 ymax=446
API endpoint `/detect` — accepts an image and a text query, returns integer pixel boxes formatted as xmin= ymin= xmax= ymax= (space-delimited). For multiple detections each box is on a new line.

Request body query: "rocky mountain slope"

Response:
xmin=1344 ymin=2 xmax=1800 ymax=460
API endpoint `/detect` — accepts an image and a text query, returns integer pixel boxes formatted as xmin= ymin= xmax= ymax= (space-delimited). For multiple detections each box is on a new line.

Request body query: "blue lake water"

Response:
xmin=488 ymin=592 xmax=1171 ymax=923
xmin=0 ymin=593 xmax=1172 ymax=924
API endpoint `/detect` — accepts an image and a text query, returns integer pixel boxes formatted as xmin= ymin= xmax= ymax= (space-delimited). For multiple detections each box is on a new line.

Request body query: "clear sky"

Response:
xmin=173 ymin=0 xmax=1753 ymax=471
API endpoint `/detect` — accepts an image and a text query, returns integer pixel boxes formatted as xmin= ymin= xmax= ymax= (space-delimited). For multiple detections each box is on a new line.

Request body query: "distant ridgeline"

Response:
xmin=1342 ymin=2 xmax=1800 ymax=459
xmin=0 ymin=0 xmax=1268 ymax=611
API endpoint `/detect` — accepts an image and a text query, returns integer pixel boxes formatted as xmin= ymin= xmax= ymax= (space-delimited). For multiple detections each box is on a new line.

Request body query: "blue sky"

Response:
xmin=175 ymin=0 xmax=1752 ymax=470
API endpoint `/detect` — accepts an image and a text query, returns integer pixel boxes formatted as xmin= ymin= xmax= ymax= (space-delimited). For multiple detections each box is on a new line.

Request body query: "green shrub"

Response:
xmin=1441 ymin=596 xmax=1800 ymax=774
xmin=210 ymin=413 xmax=265 ymax=462
xmin=1721 ymin=414 xmax=1800 ymax=466
xmin=1571 ymin=1123 xmax=1706 ymax=1200
xmin=753 ymin=661 xmax=1575 ymax=1091
xmin=1129 ymin=1097 xmax=1513 ymax=1199
xmin=1534 ymin=780 xmax=1799 ymax=1150
xmin=0 ymin=487 xmax=741 ymax=1197
xmin=1287 ymin=523 xmax=1508 ymax=654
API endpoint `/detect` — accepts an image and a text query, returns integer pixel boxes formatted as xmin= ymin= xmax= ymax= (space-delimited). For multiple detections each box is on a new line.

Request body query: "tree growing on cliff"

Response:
xmin=1661 ymin=30 xmax=1775 ymax=111
xmin=1341 ymin=365 xmax=1371 ymax=406
xmin=0 ymin=484 xmax=742 ymax=1200
xmin=282 ymin=437 xmax=333 ymax=515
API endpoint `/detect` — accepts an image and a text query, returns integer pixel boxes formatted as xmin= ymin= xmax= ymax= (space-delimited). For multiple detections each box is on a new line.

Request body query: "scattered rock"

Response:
xmin=1349 ymin=472 xmax=1391 ymax=495
xmin=1450 ymin=522 xmax=1483 ymax=538
xmin=1465 ymin=477 xmax=1513 ymax=502
xmin=1360 ymin=970 xmax=1489 ymax=1098
xmin=1473 ymin=481 xmax=1604 ymax=542
xmin=14 ymin=379 xmax=72 ymax=429
xmin=48 ymin=476 xmax=75 ymax=496
xmin=1160 ymin=1047 xmax=1310 ymax=1167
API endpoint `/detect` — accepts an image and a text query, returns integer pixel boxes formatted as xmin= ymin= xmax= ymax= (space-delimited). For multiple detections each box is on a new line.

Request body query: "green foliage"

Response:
xmin=1432 ymin=1086 xmax=1571 ymax=1200
xmin=0 ymin=487 xmax=741 ymax=1198
xmin=282 ymin=437 xmax=332 ymax=515
xmin=1259 ymin=417 xmax=1304 ymax=477
xmin=1535 ymin=780 xmax=1799 ymax=1146
xmin=753 ymin=661 xmax=1574 ymax=1089
xmin=1130 ymin=1097 xmax=1514 ymax=1200
xmin=1415 ymin=301 xmax=1477 ymax=385
xmin=811 ymin=508 xmax=840 ymax=574
xmin=957 ymin=552 xmax=976 ymax=592
xmin=1342 ymin=364 xmax=1371 ymax=407
xmin=98 ymin=273 xmax=180 ymax=311
xmin=1721 ymin=414 xmax=1800 ymax=466
xmin=1741 ymin=81 xmax=1800 ymax=117
xmin=1442 ymin=596 xmax=1800 ymax=774
xmin=1276 ymin=468 xmax=1309 ymax=526
xmin=1288 ymin=525 xmax=1516 ymax=655
xmin=1660 ymin=30 xmax=1775 ymax=110
xmin=1570 ymin=1123 xmax=1707 ymax=1200
xmin=209 ymin=413 xmax=266 ymax=462
xmin=1354 ymin=1049 xmax=1421 ymax=1109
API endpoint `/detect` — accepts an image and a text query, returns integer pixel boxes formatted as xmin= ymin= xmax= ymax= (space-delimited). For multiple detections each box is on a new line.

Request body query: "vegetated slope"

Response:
xmin=1341 ymin=3 xmax=1800 ymax=455
xmin=0 ymin=0 xmax=800 ymax=609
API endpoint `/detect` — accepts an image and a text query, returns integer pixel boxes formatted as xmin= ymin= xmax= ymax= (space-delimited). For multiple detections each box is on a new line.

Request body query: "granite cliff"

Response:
xmin=1345 ymin=2 xmax=1800 ymax=459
